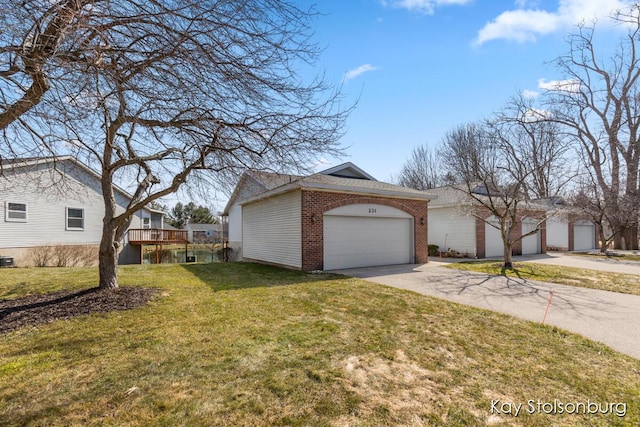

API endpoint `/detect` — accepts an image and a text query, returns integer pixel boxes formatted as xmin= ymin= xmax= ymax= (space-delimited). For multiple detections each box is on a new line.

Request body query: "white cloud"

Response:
xmin=521 ymin=107 xmax=552 ymax=121
xmin=344 ymin=64 xmax=380 ymax=82
xmin=538 ymin=78 xmax=582 ymax=92
xmin=474 ymin=0 xmax=630 ymax=45
xmin=382 ymin=0 xmax=472 ymax=14
xmin=522 ymin=89 xmax=540 ymax=98
xmin=475 ymin=9 xmax=561 ymax=45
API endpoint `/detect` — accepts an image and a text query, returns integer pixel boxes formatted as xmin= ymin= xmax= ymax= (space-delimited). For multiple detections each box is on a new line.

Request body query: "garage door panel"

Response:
xmin=485 ymin=221 xmax=503 ymax=258
xmin=574 ymin=224 xmax=595 ymax=251
xmin=324 ymin=216 xmax=412 ymax=270
xmin=522 ymin=220 xmax=540 ymax=255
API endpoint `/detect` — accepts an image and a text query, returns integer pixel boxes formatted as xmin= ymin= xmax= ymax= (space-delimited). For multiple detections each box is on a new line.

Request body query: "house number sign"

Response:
xmin=368 ymin=208 xmax=377 ymax=214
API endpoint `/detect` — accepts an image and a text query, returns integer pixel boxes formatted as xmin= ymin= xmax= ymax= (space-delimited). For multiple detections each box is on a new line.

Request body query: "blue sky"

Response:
xmin=303 ymin=0 xmax=632 ymax=182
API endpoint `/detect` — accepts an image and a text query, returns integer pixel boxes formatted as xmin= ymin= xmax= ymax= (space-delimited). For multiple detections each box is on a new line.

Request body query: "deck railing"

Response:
xmin=128 ymin=229 xmax=189 ymax=244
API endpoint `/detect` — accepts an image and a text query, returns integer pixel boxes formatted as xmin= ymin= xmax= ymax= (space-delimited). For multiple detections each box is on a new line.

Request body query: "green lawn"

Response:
xmin=446 ymin=261 xmax=640 ymax=296
xmin=1 ymin=263 xmax=639 ymax=426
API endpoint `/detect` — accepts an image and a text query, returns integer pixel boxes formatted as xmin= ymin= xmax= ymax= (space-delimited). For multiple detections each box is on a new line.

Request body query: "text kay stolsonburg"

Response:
xmin=491 ymin=399 xmax=627 ymax=417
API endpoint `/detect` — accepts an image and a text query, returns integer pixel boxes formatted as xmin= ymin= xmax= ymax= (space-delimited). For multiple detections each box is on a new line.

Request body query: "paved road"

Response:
xmin=333 ymin=262 xmax=640 ymax=359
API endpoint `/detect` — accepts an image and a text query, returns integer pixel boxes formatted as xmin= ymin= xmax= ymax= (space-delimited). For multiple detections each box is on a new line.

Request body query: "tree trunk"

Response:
xmin=621 ymin=226 xmax=639 ymax=250
xmin=99 ymin=221 xmax=119 ymax=289
xmin=599 ymin=236 xmax=608 ymax=253
xmin=503 ymin=244 xmax=513 ymax=269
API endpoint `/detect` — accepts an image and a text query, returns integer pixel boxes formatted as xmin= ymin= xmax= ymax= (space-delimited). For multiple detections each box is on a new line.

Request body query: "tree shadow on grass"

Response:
xmin=180 ymin=261 xmax=344 ymax=292
xmin=0 ymin=286 xmax=157 ymax=335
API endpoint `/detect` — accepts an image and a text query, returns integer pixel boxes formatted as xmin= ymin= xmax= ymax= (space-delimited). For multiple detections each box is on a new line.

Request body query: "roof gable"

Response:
xmin=320 ymin=162 xmax=376 ymax=180
xmin=223 ymin=163 xmax=435 ymax=214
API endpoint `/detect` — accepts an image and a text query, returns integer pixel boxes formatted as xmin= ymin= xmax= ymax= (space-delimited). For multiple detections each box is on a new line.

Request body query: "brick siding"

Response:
xmin=301 ymin=190 xmax=429 ymax=271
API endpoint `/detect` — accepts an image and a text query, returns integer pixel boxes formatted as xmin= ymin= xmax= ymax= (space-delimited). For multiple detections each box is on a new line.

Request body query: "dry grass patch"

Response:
xmin=0 ymin=263 xmax=638 ymax=426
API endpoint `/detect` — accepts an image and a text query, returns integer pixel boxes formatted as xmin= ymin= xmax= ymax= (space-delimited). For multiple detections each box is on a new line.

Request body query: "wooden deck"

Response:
xmin=128 ymin=229 xmax=189 ymax=244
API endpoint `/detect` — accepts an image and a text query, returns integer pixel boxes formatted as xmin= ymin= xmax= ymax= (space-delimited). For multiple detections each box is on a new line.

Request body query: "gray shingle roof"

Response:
xmin=239 ymin=171 xmax=434 ymax=205
xmin=246 ymin=170 xmax=304 ymax=190
xmin=427 ymin=184 xmax=551 ymax=211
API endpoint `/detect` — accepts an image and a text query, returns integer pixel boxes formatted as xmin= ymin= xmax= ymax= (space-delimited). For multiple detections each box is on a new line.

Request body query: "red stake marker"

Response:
xmin=542 ymin=290 xmax=555 ymax=325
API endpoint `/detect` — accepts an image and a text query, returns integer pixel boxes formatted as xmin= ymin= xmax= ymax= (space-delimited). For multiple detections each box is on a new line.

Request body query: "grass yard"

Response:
xmin=446 ymin=261 xmax=640 ymax=296
xmin=1 ymin=263 xmax=639 ymax=426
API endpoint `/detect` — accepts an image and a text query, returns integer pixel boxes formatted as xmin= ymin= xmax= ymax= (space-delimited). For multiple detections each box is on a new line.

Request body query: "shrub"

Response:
xmin=30 ymin=246 xmax=54 ymax=267
xmin=428 ymin=244 xmax=439 ymax=257
xmin=29 ymin=245 xmax=98 ymax=267
xmin=214 ymin=246 xmax=234 ymax=262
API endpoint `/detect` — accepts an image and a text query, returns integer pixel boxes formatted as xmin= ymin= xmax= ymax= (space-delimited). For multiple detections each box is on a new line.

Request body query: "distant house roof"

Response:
xmin=223 ymin=162 xmax=434 ymax=214
xmin=427 ymin=184 xmax=548 ymax=210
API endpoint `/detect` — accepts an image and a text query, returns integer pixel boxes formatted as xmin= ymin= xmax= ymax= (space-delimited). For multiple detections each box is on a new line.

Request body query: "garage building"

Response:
xmin=223 ymin=163 xmax=434 ymax=271
xmin=426 ymin=184 xmax=548 ymax=258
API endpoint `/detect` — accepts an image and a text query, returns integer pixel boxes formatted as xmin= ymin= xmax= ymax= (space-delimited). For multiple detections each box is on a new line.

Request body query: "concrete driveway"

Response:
xmin=333 ymin=262 xmax=640 ymax=359
xmin=508 ymin=252 xmax=640 ymax=275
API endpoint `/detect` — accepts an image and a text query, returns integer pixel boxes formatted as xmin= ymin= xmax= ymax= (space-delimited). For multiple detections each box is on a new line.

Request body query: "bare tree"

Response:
xmin=440 ymin=121 xmax=551 ymax=268
xmin=571 ymin=171 xmax=617 ymax=253
xmin=542 ymin=5 xmax=640 ymax=250
xmin=497 ymin=93 xmax=573 ymax=200
xmin=395 ymin=144 xmax=445 ymax=190
xmin=0 ymin=0 xmax=349 ymax=289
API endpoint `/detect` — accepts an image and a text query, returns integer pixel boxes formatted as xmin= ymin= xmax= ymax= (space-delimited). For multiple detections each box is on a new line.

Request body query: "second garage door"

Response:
xmin=574 ymin=222 xmax=596 ymax=251
xmin=323 ymin=204 xmax=413 ymax=270
xmin=485 ymin=218 xmax=503 ymax=258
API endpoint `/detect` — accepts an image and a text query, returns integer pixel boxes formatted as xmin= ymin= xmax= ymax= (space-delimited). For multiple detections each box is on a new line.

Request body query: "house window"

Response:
xmin=142 ymin=217 xmax=151 ymax=229
xmin=66 ymin=207 xmax=84 ymax=230
xmin=5 ymin=202 xmax=27 ymax=222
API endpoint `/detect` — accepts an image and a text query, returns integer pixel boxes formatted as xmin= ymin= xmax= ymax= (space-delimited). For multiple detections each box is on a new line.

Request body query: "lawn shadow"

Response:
xmin=0 ymin=288 xmax=98 ymax=321
xmin=179 ymin=261 xmax=344 ymax=292
xmin=0 ymin=286 xmax=157 ymax=335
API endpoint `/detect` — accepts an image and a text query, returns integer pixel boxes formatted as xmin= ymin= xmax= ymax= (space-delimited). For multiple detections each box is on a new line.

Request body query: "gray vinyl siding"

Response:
xmin=0 ymin=159 xmax=144 ymax=250
xmin=242 ymin=190 xmax=301 ymax=268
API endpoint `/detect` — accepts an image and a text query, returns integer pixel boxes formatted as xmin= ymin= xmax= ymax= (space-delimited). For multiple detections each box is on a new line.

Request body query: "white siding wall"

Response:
xmin=428 ymin=207 xmax=476 ymax=257
xmin=0 ymin=162 xmax=116 ymax=248
xmin=242 ymin=190 xmax=301 ymax=268
xmin=228 ymin=204 xmax=243 ymax=243
xmin=0 ymin=160 xmax=149 ymax=266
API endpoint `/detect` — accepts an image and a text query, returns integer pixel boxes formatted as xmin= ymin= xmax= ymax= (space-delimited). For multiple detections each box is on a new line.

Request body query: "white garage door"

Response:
xmin=522 ymin=219 xmax=541 ymax=255
xmin=323 ymin=204 xmax=413 ymax=270
xmin=485 ymin=219 xmax=503 ymax=258
xmin=574 ymin=223 xmax=595 ymax=251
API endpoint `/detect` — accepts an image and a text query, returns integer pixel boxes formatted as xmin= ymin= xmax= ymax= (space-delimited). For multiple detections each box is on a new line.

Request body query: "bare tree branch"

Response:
xmin=0 ymin=0 xmax=351 ymax=289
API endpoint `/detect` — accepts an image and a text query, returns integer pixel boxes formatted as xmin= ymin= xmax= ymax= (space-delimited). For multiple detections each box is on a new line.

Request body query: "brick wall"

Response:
xmin=301 ymin=190 xmax=429 ymax=271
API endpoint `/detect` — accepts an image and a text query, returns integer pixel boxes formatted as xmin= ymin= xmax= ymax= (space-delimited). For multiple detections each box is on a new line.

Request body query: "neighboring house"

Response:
xmin=185 ymin=222 xmax=220 ymax=243
xmin=542 ymin=200 xmax=598 ymax=251
xmin=427 ymin=184 xmax=548 ymax=258
xmin=222 ymin=162 xmax=434 ymax=271
xmin=0 ymin=156 xmax=183 ymax=266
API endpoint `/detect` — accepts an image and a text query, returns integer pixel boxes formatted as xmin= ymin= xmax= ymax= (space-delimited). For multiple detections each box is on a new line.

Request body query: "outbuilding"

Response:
xmin=427 ymin=184 xmax=548 ymax=258
xmin=222 ymin=163 xmax=434 ymax=271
